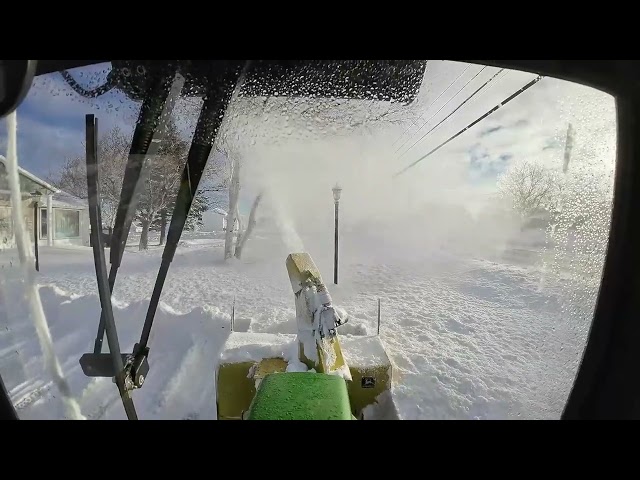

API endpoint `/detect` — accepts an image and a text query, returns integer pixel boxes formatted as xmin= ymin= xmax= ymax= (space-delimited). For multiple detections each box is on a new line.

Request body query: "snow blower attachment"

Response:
xmin=216 ymin=252 xmax=396 ymax=420
xmin=286 ymin=252 xmax=351 ymax=378
xmin=72 ymin=60 xmax=424 ymax=419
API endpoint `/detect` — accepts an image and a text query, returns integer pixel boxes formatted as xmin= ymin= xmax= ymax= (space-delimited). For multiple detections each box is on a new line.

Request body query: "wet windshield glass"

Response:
xmin=0 ymin=60 xmax=616 ymax=419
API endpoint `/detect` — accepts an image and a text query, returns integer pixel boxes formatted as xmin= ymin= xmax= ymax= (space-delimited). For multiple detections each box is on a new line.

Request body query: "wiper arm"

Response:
xmin=85 ymin=114 xmax=138 ymax=419
xmin=93 ymin=71 xmax=185 ymax=354
xmin=80 ymin=70 xmax=184 ymax=420
xmin=80 ymin=63 xmax=245 ymax=420
xmin=132 ymin=64 xmax=245 ymax=371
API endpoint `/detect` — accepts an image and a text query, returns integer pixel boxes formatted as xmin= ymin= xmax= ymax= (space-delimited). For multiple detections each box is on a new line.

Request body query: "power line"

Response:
xmin=394 ymin=74 xmax=542 ymax=178
xmin=396 ymin=68 xmax=504 ymax=161
xmin=390 ymin=60 xmax=432 ymax=146
xmin=392 ymin=63 xmax=470 ymax=149
xmin=393 ymin=75 xmax=544 ymax=178
xmin=394 ymin=65 xmax=482 ymax=155
xmin=394 ymin=66 xmax=486 ymax=156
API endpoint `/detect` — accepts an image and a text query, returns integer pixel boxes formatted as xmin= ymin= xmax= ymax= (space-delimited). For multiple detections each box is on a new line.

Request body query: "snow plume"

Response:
xmin=2 ymin=112 xmax=85 ymax=420
xmin=264 ymin=189 xmax=304 ymax=253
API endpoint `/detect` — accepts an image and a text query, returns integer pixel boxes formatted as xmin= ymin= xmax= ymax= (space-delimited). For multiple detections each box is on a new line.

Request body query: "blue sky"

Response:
xmin=0 ymin=61 xmax=617 ymax=219
xmin=0 ymin=63 xmax=139 ymax=180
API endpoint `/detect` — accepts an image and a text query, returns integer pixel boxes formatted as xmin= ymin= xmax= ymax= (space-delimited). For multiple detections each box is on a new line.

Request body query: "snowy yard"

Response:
xmin=0 ymin=226 xmax=598 ymax=420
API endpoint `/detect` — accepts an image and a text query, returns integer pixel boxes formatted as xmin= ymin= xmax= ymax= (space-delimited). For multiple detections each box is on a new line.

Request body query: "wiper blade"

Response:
xmin=93 ymin=71 xmax=185 ymax=354
xmin=85 ymin=114 xmax=137 ymax=420
xmin=80 ymin=63 xmax=245 ymax=419
xmin=134 ymin=63 xmax=245 ymax=363
xmin=82 ymin=70 xmax=184 ymax=420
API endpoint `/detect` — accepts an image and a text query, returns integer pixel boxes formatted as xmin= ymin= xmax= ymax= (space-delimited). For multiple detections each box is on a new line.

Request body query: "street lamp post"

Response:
xmin=31 ymin=191 xmax=41 ymax=272
xmin=332 ymin=184 xmax=342 ymax=285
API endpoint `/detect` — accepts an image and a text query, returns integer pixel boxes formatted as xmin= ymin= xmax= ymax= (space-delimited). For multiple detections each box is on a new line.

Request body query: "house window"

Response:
xmin=55 ymin=209 xmax=80 ymax=238
xmin=40 ymin=208 xmax=47 ymax=238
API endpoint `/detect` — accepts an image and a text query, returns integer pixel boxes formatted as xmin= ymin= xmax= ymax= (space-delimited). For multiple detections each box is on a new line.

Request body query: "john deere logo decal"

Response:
xmin=361 ymin=377 xmax=376 ymax=388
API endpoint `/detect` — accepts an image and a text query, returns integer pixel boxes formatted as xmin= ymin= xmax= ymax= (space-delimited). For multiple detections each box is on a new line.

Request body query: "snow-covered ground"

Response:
xmin=0 ymin=224 xmax=599 ymax=420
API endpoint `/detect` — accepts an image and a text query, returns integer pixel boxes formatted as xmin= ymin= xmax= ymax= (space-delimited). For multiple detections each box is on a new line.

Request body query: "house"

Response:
xmin=203 ymin=207 xmax=241 ymax=232
xmin=0 ymin=157 xmax=90 ymax=248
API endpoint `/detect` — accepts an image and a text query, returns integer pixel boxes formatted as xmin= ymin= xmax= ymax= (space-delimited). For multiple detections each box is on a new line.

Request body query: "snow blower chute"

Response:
xmin=216 ymin=252 xmax=397 ymax=420
xmin=70 ymin=60 xmax=425 ymax=419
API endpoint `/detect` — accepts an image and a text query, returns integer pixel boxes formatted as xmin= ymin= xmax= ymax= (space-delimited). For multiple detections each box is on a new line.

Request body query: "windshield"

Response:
xmin=0 ymin=60 xmax=616 ymax=419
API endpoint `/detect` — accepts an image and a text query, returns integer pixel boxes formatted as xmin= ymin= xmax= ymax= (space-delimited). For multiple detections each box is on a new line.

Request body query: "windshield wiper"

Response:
xmin=84 ymin=113 xmax=138 ymax=419
xmin=93 ymin=71 xmax=185 ymax=355
xmin=80 ymin=63 xmax=244 ymax=419
xmin=79 ymin=70 xmax=185 ymax=419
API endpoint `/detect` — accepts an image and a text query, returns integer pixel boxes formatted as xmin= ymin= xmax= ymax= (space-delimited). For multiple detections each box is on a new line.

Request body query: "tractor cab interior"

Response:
xmin=0 ymin=59 xmax=639 ymax=420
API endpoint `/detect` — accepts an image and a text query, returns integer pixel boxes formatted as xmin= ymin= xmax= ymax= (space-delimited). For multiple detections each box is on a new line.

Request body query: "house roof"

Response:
xmin=0 ymin=155 xmax=60 ymax=194
xmin=0 ymin=156 xmax=87 ymax=209
xmin=212 ymin=207 xmax=228 ymax=216
xmin=51 ymin=190 xmax=87 ymax=209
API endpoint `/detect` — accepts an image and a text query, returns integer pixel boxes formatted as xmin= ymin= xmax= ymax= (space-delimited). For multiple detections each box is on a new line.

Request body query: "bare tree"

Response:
xmin=234 ymin=192 xmax=263 ymax=259
xmin=135 ymin=120 xmax=192 ymax=250
xmin=223 ymin=152 xmax=240 ymax=259
xmin=497 ymin=161 xmax=560 ymax=220
xmin=135 ymin=157 xmax=182 ymax=250
xmin=48 ymin=126 xmax=129 ymax=228
xmin=49 ymin=121 xmax=209 ymax=250
xmin=154 ymin=192 xmax=210 ymax=245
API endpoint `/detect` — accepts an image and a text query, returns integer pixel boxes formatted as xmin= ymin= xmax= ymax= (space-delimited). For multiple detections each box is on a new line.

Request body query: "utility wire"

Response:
xmin=395 ymin=66 xmax=486 ymax=156
xmin=396 ymin=68 xmax=504 ymax=161
xmin=393 ymin=75 xmax=544 ymax=178
xmin=392 ymin=63 xmax=469 ymax=148
xmin=390 ymin=60 xmax=431 ymax=146
xmin=394 ymin=65 xmax=478 ymax=154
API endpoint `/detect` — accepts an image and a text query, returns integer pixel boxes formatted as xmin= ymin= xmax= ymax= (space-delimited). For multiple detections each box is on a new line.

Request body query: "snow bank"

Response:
xmin=218 ymin=332 xmax=312 ymax=376
xmin=218 ymin=332 xmax=297 ymax=364
xmin=361 ymin=390 xmax=400 ymax=420
xmin=218 ymin=332 xmax=393 ymax=380
xmin=2 ymin=285 xmax=232 ymax=420
xmin=341 ymin=335 xmax=391 ymax=369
